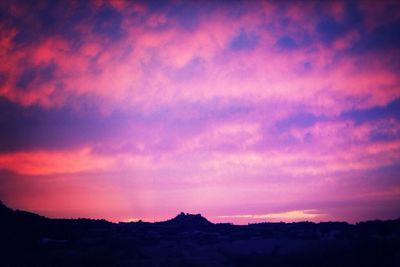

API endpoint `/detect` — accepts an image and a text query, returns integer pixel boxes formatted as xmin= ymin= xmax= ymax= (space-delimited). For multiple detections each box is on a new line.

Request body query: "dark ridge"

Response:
xmin=1 ymin=202 xmax=400 ymax=266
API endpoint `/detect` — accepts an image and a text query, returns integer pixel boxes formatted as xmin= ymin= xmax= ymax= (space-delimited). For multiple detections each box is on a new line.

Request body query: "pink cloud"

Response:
xmin=0 ymin=148 xmax=114 ymax=175
xmin=0 ymin=1 xmax=397 ymax=119
xmin=1 ymin=0 xmax=399 ymax=224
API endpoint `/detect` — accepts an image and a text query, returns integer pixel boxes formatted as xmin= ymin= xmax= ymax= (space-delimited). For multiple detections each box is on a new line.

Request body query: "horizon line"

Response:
xmin=2 ymin=201 xmax=399 ymax=226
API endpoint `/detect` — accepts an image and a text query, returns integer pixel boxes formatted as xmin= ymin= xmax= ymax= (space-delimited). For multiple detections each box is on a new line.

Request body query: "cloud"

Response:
xmin=230 ymin=30 xmax=259 ymax=51
xmin=92 ymin=4 xmax=124 ymax=40
xmin=341 ymin=97 xmax=400 ymax=124
xmin=354 ymin=18 xmax=400 ymax=52
xmin=276 ymin=36 xmax=297 ymax=50
xmin=218 ymin=209 xmax=324 ymax=222
xmin=15 ymin=62 xmax=57 ymax=91
xmin=276 ymin=112 xmax=322 ymax=131
xmin=0 ymin=148 xmax=113 ymax=175
xmin=0 ymin=96 xmax=137 ymax=152
xmin=0 ymin=0 xmax=399 ymax=223
xmin=0 ymin=0 xmax=398 ymax=113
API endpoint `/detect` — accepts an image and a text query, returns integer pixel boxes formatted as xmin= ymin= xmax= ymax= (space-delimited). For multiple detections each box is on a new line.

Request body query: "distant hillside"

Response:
xmin=1 ymin=202 xmax=400 ymax=266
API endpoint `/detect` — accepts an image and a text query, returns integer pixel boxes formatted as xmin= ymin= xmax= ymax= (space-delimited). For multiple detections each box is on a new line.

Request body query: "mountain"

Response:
xmin=1 ymin=202 xmax=400 ymax=266
xmin=160 ymin=212 xmax=213 ymax=227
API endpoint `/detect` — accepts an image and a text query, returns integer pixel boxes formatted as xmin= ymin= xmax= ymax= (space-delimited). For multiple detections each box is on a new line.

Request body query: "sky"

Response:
xmin=0 ymin=0 xmax=399 ymax=224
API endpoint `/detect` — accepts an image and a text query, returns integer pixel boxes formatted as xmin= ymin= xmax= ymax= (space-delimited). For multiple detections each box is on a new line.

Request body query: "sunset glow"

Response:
xmin=0 ymin=0 xmax=399 ymax=224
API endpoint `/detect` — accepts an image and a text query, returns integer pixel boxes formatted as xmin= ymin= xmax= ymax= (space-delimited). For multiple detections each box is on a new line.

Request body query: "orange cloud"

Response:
xmin=0 ymin=148 xmax=114 ymax=175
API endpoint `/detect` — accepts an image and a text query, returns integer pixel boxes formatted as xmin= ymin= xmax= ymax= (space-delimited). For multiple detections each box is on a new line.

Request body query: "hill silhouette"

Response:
xmin=159 ymin=212 xmax=212 ymax=227
xmin=1 ymin=202 xmax=400 ymax=266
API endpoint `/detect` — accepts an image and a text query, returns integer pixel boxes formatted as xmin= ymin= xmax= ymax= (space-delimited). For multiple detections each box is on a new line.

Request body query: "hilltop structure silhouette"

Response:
xmin=161 ymin=212 xmax=212 ymax=226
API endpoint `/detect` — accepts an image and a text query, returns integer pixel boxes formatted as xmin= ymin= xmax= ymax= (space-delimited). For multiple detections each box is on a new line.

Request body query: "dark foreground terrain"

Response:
xmin=1 ymin=202 xmax=400 ymax=266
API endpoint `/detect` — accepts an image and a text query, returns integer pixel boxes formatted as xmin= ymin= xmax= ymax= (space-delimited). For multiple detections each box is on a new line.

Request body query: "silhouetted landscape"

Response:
xmin=2 ymin=0 xmax=400 ymax=265
xmin=1 ymin=202 xmax=400 ymax=266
